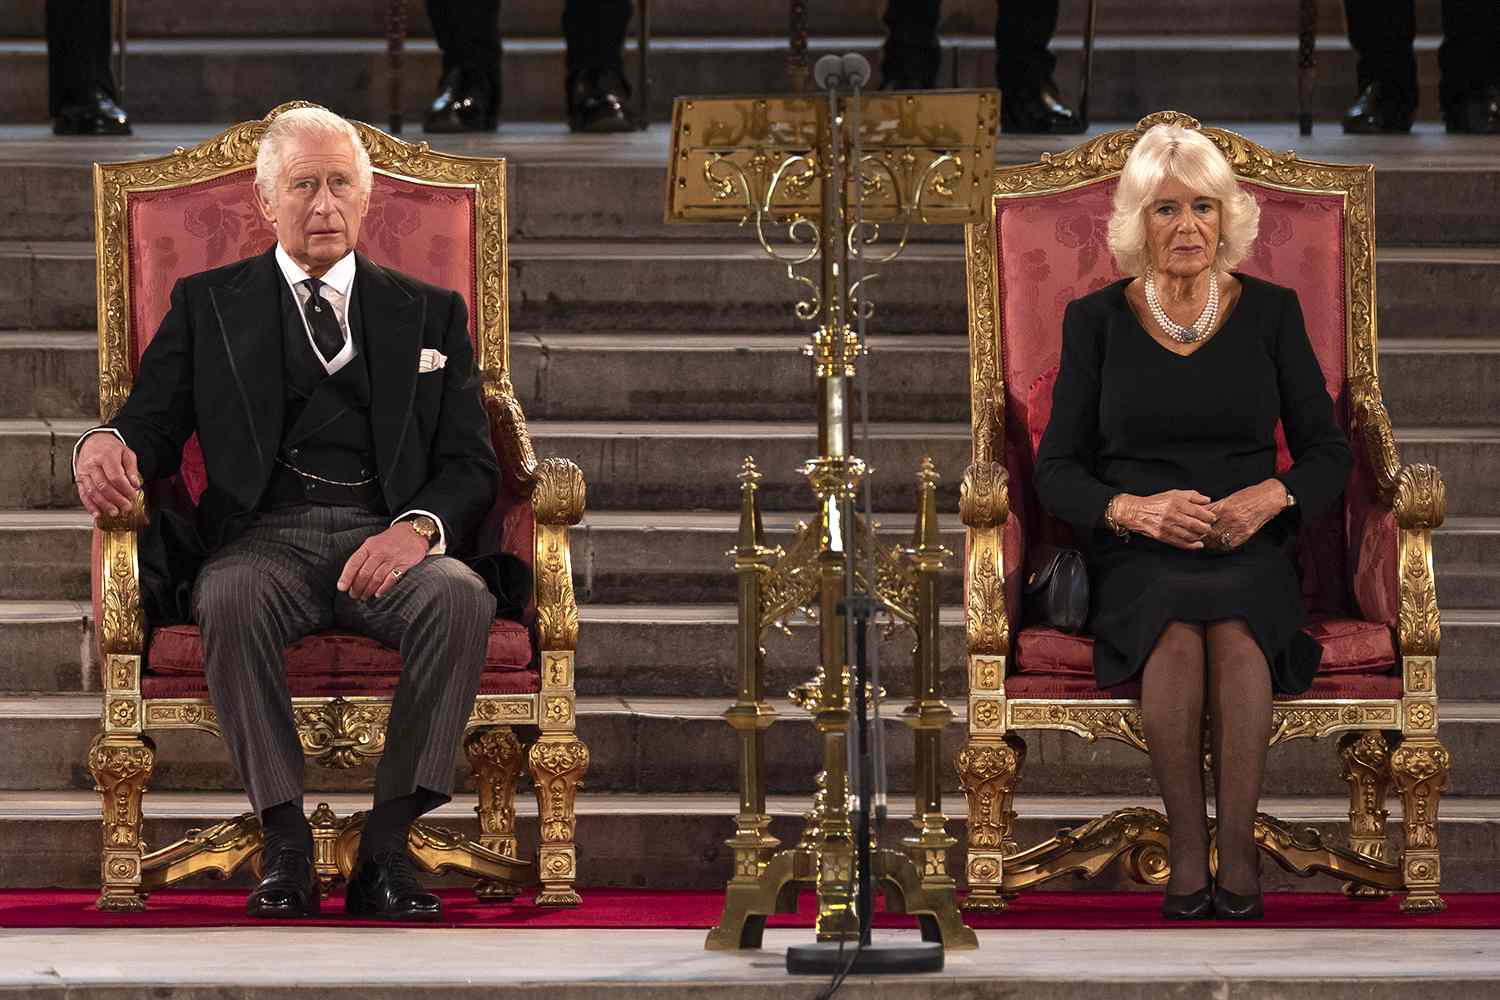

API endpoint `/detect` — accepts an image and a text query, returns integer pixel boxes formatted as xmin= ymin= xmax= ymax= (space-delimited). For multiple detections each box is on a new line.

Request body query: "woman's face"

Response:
xmin=1145 ymin=176 xmax=1221 ymax=280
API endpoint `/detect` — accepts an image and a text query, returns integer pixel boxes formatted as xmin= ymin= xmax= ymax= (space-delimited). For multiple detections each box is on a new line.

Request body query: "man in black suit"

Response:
xmin=45 ymin=0 xmax=131 ymax=134
xmin=881 ymin=0 xmax=1084 ymax=134
xmin=424 ymin=0 xmax=635 ymax=133
xmin=1343 ymin=0 xmax=1499 ymax=133
xmin=72 ymin=108 xmax=501 ymax=921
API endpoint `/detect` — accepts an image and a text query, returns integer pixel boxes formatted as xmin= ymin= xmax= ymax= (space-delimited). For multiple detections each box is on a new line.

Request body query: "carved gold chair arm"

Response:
xmin=959 ymin=461 xmax=1008 ymax=529
xmin=483 ymin=373 xmax=542 ymax=501
xmin=1352 ymin=379 xmax=1446 ymax=530
xmin=96 ymin=487 xmax=148 ymax=660
xmin=534 ymin=457 xmax=587 ymax=529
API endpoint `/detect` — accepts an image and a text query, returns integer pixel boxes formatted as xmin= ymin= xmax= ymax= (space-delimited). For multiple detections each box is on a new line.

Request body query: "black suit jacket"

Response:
xmin=110 ymin=246 xmax=507 ymax=623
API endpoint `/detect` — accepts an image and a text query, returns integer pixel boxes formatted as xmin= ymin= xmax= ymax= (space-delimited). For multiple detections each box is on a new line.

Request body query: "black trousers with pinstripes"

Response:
xmin=192 ymin=504 xmax=494 ymax=814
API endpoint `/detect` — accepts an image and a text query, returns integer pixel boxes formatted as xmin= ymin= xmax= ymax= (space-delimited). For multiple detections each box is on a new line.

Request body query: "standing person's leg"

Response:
xmin=45 ymin=0 xmax=129 ymax=134
xmin=424 ymin=0 xmax=501 ymax=132
xmin=880 ymin=0 xmax=942 ymax=90
xmin=336 ymin=553 xmax=494 ymax=919
xmin=995 ymin=0 xmax=1082 ymax=134
xmin=1204 ymin=619 xmax=1274 ymax=919
xmin=564 ymin=0 xmax=635 ymax=132
xmin=1439 ymin=0 xmax=1500 ymax=132
xmin=1139 ymin=622 xmax=1213 ymax=915
xmin=192 ymin=505 xmax=343 ymax=917
xmin=1342 ymin=0 xmax=1417 ymax=132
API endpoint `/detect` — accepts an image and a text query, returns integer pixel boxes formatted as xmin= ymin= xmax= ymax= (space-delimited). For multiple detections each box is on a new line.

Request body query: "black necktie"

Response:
xmin=301 ymin=277 xmax=346 ymax=365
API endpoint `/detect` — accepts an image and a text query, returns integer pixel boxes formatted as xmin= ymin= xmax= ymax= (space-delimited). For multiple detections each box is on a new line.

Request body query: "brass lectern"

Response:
xmin=666 ymin=86 xmax=997 ymax=952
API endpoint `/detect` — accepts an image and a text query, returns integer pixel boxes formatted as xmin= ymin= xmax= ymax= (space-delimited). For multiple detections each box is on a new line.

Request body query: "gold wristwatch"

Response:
xmin=405 ymin=514 xmax=440 ymax=548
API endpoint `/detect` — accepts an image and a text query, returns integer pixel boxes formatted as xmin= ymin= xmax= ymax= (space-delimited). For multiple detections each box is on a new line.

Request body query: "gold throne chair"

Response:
xmin=87 ymin=102 xmax=589 ymax=911
xmin=955 ymin=112 xmax=1451 ymax=912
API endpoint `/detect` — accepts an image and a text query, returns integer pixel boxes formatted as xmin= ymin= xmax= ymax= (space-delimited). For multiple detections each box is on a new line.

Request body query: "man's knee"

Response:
xmin=192 ymin=560 xmax=280 ymax=632
xmin=407 ymin=559 xmax=497 ymax=630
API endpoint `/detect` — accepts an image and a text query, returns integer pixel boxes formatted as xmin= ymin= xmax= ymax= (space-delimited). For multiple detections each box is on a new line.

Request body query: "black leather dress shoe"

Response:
xmin=247 ymin=848 xmax=319 ymax=919
xmin=1342 ymin=82 xmax=1414 ymax=134
xmin=1001 ymin=84 xmax=1086 ymax=134
xmin=52 ymin=89 xmax=131 ymax=136
xmin=424 ymin=69 xmax=497 ymax=134
xmin=1213 ymin=883 xmax=1265 ymax=920
xmin=1161 ymin=884 xmax=1215 ymax=920
xmin=345 ymin=850 xmax=442 ymax=921
xmin=1446 ymin=85 xmax=1500 ymax=134
xmin=568 ymin=69 xmax=635 ymax=133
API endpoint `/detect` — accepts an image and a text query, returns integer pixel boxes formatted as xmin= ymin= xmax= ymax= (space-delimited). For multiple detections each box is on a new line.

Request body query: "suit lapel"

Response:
xmin=207 ymin=247 xmax=284 ymax=481
xmin=354 ymin=253 xmax=424 ymax=486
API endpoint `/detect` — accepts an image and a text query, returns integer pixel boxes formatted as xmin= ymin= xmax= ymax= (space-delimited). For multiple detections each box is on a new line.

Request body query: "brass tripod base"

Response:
xmin=706 ymin=847 xmax=977 ymax=951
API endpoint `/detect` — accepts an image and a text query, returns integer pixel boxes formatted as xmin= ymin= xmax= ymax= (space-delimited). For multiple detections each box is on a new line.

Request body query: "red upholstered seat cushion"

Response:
xmin=146 ymin=619 xmax=534 ymax=694
xmin=1013 ymin=616 xmax=1395 ymax=679
xmin=1003 ymin=669 xmax=1400 ymax=702
xmin=141 ymin=668 xmax=538 ymax=700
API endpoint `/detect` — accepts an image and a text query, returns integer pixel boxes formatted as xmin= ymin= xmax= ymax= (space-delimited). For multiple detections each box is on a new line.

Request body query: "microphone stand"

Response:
xmin=784 ymin=53 xmax=944 ymax=980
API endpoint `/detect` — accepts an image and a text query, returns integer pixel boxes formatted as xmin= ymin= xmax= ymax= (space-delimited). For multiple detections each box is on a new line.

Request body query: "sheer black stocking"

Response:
xmin=1206 ymin=619 xmax=1273 ymax=896
xmin=1140 ymin=621 xmax=1209 ymax=895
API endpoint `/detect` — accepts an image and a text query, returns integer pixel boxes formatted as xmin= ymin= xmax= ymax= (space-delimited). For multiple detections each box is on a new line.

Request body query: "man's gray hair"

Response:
xmin=1107 ymin=123 xmax=1260 ymax=277
xmin=254 ymin=107 xmax=374 ymax=204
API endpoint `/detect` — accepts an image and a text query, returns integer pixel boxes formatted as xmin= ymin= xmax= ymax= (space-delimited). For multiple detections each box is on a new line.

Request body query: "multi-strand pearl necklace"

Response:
xmin=1144 ymin=267 xmax=1219 ymax=344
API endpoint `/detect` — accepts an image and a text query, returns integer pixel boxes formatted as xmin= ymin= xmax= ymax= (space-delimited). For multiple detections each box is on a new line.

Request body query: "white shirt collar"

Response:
xmin=274 ymin=244 xmax=357 ymax=298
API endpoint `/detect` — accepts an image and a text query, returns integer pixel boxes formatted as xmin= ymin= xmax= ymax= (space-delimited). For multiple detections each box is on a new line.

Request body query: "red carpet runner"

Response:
xmin=3 ymin=889 xmax=1497 ymax=930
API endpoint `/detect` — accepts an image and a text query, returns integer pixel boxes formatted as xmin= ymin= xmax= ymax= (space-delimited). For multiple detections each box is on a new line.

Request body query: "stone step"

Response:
xmin=5 ymin=239 xmax=1499 ymax=341
xmin=10 ymin=331 xmax=1500 ymax=435
xmin=0 ymin=34 xmax=1468 ymax=125
xmin=8 ymin=417 xmax=1500 ymax=514
xmin=0 ymin=0 xmax=1446 ymax=41
xmin=2 ymin=789 xmax=1493 ymax=894
xmin=3 ymin=691 xmax=1498 ymax=800
xmin=4 ymin=129 xmax=1498 ymax=246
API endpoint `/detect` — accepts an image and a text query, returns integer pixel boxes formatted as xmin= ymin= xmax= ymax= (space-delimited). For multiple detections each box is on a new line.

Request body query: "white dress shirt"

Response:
xmin=75 ymin=244 xmax=450 ymax=556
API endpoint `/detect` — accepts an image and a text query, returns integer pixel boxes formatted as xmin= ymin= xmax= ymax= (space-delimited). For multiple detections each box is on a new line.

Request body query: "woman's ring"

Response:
xmin=389 ymin=568 xmax=403 ymax=578
xmin=1218 ymin=530 xmax=1232 ymax=547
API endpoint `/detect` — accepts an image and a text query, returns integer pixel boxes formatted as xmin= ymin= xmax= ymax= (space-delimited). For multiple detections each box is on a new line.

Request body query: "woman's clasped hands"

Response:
xmin=1113 ymin=480 xmax=1288 ymax=551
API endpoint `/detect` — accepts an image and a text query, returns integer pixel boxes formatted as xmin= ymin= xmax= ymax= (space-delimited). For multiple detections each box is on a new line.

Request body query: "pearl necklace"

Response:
xmin=1144 ymin=267 xmax=1219 ymax=344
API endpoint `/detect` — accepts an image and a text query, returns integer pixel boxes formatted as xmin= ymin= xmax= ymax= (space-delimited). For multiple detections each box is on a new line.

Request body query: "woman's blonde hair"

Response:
xmin=1106 ymin=123 xmax=1259 ymax=276
xmin=254 ymin=107 xmax=373 ymax=205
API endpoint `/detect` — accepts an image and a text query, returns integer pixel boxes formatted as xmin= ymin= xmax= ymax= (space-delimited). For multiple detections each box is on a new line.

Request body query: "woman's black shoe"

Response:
xmin=1212 ymin=884 xmax=1265 ymax=920
xmin=1161 ymin=885 xmax=1215 ymax=919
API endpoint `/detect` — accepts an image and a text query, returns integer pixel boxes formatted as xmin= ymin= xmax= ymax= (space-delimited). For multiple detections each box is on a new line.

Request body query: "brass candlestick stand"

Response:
xmin=666 ymin=77 xmax=997 ymax=955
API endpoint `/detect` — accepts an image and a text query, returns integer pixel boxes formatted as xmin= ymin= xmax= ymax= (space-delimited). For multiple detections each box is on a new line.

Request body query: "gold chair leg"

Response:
xmin=88 ymin=733 xmax=156 ymax=911
xmin=956 ymin=731 xmax=1025 ymax=911
xmin=1338 ymin=730 xmax=1395 ymax=898
xmin=528 ymin=735 xmax=590 ymax=906
xmin=466 ymin=726 xmax=527 ymax=901
xmin=1390 ymin=734 xmax=1452 ymax=913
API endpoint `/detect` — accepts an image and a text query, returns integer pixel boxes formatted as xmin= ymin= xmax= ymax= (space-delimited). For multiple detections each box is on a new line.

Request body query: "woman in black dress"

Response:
xmin=1034 ymin=124 xmax=1352 ymax=920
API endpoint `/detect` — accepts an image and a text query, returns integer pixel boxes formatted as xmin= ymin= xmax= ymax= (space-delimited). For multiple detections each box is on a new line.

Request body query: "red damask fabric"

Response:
xmin=986 ymin=177 xmax=1389 ymax=687
xmin=147 ymin=618 xmax=533 ymax=677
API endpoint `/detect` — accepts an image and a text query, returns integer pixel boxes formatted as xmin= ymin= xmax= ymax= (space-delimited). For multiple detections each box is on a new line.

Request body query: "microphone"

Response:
xmin=813 ymin=54 xmax=845 ymax=92
xmin=841 ymin=53 xmax=871 ymax=90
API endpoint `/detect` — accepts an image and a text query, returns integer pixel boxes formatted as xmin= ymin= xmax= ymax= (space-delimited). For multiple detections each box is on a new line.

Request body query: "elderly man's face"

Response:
xmin=257 ymin=132 xmax=370 ymax=277
xmin=1146 ymin=175 xmax=1221 ymax=280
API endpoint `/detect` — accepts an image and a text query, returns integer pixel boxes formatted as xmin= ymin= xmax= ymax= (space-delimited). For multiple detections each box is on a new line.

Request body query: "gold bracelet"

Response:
xmin=1105 ymin=494 xmax=1129 ymax=537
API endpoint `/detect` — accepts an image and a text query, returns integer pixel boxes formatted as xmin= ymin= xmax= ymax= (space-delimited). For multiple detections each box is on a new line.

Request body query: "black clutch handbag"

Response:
xmin=1023 ymin=544 xmax=1089 ymax=634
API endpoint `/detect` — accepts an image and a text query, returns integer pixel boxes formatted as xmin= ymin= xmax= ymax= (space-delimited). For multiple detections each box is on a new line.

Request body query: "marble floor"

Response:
xmin=3 ymin=926 xmax=1499 ymax=998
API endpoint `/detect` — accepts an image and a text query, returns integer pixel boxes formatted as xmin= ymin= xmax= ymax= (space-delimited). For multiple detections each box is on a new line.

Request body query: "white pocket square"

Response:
xmin=418 ymin=349 xmax=447 ymax=373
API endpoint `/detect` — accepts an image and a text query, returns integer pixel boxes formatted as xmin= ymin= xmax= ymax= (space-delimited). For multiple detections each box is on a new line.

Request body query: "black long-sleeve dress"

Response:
xmin=1033 ymin=274 xmax=1353 ymax=695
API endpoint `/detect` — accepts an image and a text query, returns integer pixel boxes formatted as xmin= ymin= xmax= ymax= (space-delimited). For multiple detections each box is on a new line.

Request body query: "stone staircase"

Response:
xmin=0 ymin=0 xmax=1497 ymax=899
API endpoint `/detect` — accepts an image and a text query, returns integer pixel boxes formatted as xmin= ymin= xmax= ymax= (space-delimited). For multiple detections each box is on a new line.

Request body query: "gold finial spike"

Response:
xmin=913 ymin=456 xmax=941 ymax=550
xmin=737 ymin=456 xmax=767 ymax=552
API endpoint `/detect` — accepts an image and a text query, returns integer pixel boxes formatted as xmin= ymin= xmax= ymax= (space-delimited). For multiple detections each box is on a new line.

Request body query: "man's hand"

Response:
xmin=1202 ymin=480 xmax=1289 ymax=551
xmin=75 ymin=433 xmax=142 ymax=520
xmin=1115 ymin=490 xmax=1218 ymax=550
xmin=338 ymin=524 xmax=431 ymax=600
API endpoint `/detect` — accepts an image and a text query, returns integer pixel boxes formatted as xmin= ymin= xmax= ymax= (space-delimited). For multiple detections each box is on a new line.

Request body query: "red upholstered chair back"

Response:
xmin=123 ymin=169 xmax=479 ymax=506
xmin=988 ymin=156 xmax=1355 ymax=629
